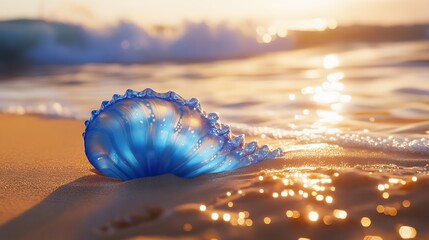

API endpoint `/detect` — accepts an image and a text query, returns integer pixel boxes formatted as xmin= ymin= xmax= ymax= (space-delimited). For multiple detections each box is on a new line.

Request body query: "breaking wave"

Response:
xmin=0 ymin=19 xmax=291 ymax=65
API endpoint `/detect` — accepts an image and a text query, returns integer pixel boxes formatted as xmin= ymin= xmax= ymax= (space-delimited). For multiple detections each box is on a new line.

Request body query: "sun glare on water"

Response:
xmin=256 ymin=18 xmax=337 ymax=44
xmin=323 ymin=54 xmax=340 ymax=69
xmin=285 ymin=52 xmax=352 ymax=134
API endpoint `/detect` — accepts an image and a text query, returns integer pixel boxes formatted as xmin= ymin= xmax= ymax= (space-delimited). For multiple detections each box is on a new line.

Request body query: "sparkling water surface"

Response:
xmin=1 ymin=41 xmax=429 ymax=156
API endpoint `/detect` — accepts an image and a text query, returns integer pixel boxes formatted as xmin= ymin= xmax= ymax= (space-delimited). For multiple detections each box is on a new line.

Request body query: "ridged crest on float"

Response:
xmin=83 ymin=88 xmax=283 ymax=180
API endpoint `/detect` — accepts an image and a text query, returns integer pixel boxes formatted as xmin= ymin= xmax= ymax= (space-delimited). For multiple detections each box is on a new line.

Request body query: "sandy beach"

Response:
xmin=0 ymin=114 xmax=88 ymax=225
xmin=1 ymin=114 xmax=428 ymax=240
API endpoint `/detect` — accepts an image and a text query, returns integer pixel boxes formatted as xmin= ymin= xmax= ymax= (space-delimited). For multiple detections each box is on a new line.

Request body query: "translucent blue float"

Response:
xmin=83 ymin=89 xmax=283 ymax=180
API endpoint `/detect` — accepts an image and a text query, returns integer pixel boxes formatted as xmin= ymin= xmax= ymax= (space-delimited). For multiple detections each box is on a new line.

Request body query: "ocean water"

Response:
xmin=1 ymin=41 xmax=429 ymax=157
xmin=2 ymin=28 xmax=429 ymax=238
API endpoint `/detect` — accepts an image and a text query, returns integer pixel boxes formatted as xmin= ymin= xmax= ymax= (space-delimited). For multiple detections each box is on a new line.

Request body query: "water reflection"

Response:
xmin=255 ymin=18 xmax=337 ymax=43
xmin=296 ymin=53 xmax=352 ymax=134
xmin=323 ymin=54 xmax=340 ymax=69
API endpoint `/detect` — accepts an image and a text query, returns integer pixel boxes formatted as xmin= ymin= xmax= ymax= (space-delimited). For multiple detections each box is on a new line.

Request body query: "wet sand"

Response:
xmin=0 ymin=114 xmax=429 ymax=240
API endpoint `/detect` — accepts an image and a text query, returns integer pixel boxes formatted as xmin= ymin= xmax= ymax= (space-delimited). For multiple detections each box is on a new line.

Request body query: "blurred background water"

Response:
xmin=1 ymin=0 xmax=429 ymax=156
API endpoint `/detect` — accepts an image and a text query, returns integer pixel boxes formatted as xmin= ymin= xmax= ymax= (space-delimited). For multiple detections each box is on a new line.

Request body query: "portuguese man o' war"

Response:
xmin=83 ymin=88 xmax=283 ymax=180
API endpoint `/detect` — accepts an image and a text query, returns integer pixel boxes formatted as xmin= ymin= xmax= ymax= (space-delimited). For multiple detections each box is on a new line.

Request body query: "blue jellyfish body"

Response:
xmin=83 ymin=89 xmax=282 ymax=180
